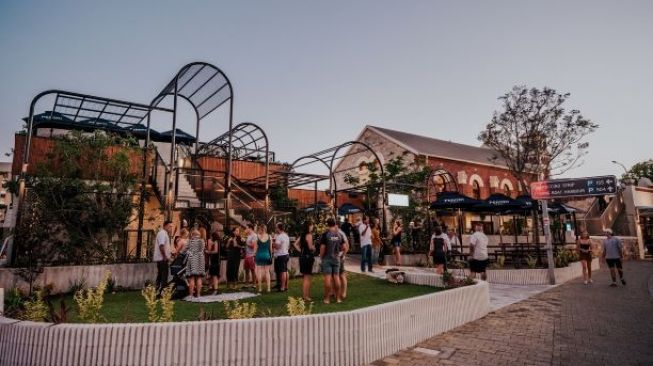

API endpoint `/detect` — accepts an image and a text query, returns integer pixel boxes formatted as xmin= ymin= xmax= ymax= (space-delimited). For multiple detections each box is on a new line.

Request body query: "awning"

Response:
xmin=430 ymin=191 xmax=481 ymax=210
xmin=472 ymin=193 xmax=524 ymax=213
xmin=338 ymin=203 xmax=363 ymax=215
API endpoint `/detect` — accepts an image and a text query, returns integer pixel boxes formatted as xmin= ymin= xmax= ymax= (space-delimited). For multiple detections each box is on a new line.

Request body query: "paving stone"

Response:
xmin=372 ymin=261 xmax=653 ymax=365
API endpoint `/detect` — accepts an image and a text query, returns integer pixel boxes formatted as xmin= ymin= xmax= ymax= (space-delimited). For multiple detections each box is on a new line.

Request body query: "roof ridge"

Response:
xmin=369 ymin=125 xmax=492 ymax=151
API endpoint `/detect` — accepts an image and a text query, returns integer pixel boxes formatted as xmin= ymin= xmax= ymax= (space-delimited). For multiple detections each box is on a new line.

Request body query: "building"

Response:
xmin=333 ymin=125 xmax=531 ymax=233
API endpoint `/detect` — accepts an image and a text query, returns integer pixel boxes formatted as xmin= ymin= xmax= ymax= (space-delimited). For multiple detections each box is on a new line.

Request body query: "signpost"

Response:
xmin=531 ymin=175 xmax=617 ymax=285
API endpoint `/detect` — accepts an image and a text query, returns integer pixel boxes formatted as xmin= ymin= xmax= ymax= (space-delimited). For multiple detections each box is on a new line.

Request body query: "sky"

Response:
xmin=0 ymin=0 xmax=651 ymax=179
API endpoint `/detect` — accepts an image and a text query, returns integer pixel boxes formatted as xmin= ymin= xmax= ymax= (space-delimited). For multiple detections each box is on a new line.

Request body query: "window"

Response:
xmin=472 ymin=180 xmax=481 ymax=199
xmin=433 ymin=175 xmax=445 ymax=193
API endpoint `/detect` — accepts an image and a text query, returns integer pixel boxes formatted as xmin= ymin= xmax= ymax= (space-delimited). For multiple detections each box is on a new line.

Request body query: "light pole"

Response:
xmin=611 ymin=160 xmax=628 ymax=174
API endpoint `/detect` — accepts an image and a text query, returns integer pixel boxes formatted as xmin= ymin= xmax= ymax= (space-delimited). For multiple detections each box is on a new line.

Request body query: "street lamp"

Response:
xmin=612 ymin=160 xmax=635 ymax=185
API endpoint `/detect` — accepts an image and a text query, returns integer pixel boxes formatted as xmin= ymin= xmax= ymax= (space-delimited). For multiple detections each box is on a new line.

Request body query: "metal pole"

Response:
xmin=168 ymin=80 xmax=179 ymax=221
xmin=541 ymin=199 xmax=556 ymax=285
xmin=225 ymin=98 xmax=234 ymax=229
xmin=136 ymin=112 xmax=152 ymax=258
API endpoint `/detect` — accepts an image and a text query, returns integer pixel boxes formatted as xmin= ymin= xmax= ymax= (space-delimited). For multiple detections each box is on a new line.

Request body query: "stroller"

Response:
xmin=168 ymin=253 xmax=189 ymax=299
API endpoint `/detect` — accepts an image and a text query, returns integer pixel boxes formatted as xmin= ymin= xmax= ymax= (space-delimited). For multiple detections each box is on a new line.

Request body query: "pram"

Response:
xmin=168 ymin=253 xmax=189 ymax=299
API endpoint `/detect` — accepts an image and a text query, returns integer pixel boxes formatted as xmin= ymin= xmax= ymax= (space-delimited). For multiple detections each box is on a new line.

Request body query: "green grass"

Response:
xmin=53 ymin=273 xmax=440 ymax=323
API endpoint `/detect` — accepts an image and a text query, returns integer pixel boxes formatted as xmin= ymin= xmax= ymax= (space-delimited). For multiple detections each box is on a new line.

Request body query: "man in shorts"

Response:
xmin=602 ymin=229 xmax=626 ymax=287
xmin=273 ymin=223 xmax=290 ymax=292
xmin=244 ymin=223 xmax=258 ymax=289
xmin=320 ymin=218 xmax=345 ymax=304
xmin=469 ymin=224 xmax=489 ymax=280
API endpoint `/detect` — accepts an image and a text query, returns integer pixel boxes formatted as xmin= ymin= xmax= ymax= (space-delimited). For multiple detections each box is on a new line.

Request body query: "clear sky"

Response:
xmin=1 ymin=0 xmax=651 ymax=179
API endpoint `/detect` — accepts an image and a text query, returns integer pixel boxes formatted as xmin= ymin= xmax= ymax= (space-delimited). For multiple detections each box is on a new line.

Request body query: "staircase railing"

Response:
xmin=599 ymin=192 xmax=625 ymax=232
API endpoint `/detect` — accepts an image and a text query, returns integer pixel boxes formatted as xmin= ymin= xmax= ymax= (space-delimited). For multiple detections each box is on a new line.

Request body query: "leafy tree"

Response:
xmin=478 ymin=86 xmax=598 ymax=253
xmin=623 ymin=159 xmax=653 ymax=182
xmin=479 ymin=86 xmax=598 ymax=190
xmin=13 ymin=131 xmax=141 ymax=281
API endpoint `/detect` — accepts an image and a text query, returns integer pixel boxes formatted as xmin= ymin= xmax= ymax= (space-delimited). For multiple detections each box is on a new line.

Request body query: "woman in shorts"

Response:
xmin=391 ymin=219 xmax=403 ymax=265
xmin=293 ymin=220 xmax=315 ymax=301
xmin=577 ymin=231 xmax=593 ymax=285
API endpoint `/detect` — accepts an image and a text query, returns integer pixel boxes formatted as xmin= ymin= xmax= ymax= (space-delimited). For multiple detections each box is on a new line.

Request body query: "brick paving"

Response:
xmin=370 ymin=261 xmax=653 ymax=366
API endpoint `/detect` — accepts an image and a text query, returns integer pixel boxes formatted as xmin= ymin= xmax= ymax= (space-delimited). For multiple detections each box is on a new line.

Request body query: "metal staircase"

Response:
xmin=584 ymin=192 xmax=626 ymax=235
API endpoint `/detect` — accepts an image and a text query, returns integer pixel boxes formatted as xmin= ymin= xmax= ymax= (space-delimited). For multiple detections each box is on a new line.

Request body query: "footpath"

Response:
xmin=361 ymin=260 xmax=653 ymax=366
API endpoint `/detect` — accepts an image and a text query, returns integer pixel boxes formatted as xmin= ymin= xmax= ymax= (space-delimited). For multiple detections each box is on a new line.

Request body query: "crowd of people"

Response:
xmin=152 ymin=215 xmax=627 ymax=305
xmin=152 ymin=218 xmax=353 ymax=304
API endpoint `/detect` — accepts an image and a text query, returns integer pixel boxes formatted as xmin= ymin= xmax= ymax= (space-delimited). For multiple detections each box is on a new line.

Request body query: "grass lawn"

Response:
xmin=55 ymin=273 xmax=441 ymax=323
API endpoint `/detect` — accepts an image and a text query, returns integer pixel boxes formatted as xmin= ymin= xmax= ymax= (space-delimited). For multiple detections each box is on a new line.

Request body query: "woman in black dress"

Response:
xmin=206 ymin=231 xmax=222 ymax=295
xmin=429 ymin=226 xmax=448 ymax=274
xmin=225 ymin=227 xmax=244 ymax=290
xmin=292 ymin=220 xmax=315 ymax=301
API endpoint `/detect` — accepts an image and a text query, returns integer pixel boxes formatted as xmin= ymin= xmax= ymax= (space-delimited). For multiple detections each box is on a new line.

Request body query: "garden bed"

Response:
xmin=0 ymin=273 xmax=490 ymax=366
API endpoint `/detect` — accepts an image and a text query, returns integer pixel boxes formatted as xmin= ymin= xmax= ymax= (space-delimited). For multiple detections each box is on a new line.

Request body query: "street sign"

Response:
xmin=531 ymin=175 xmax=617 ymax=200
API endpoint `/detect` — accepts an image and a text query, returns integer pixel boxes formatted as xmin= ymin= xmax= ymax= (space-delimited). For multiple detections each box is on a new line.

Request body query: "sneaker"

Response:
xmin=621 ymin=279 xmax=626 ymax=285
xmin=609 ymin=283 xmax=617 ymax=287
xmin=589 ymin=279 xmax=593 ymax=284
xmin=583 ymin=280 xmax=588 ymax=285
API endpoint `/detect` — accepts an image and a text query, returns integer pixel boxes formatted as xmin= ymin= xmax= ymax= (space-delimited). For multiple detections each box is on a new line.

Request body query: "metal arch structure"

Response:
xmin=269 ymin=140 xmax=387 ymax=230
xmin=426 ymin=168 xmax=459 ymax=202
xmin=146 ymin=62 xmax=235 ymax=224
xmin=197 ymin=121 xmax=272 ymax=218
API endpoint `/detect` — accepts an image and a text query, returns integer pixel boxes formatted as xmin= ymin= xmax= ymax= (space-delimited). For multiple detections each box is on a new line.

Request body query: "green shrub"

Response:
xmin=525 ymin=255 xmax=538 ymax=269
xmin=21 ymin=291 xmax=48 ymax=322
xmin=141 ymin=284 xmax=175 ymax=322
xmin=73 ymin=271 xmax=110 ymax=323
xmin=224 ymin=301 xmax=257 ymax=319
xmin=4 ymin=287 xmax=25 ymax=318
xmin=287 ymin=297 xmax=313 ymax=316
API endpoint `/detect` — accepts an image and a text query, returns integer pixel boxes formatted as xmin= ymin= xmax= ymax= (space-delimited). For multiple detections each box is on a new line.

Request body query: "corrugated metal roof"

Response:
xmin=369 ymin=126 xmax=506 ymax=168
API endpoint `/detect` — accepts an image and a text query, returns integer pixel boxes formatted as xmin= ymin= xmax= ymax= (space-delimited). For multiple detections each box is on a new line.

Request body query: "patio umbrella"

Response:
xmin=471 ymin=193 xmax=525 ymax=244
xmin=338 ymin=203 xmax=363 ymax=216
xmin=302 ymin=201 xmax=330 ymax=213
xmin=430 ymin=192 xmax=481 ymax=244
xmin=159 ymin=128 xmax=197 ymax=144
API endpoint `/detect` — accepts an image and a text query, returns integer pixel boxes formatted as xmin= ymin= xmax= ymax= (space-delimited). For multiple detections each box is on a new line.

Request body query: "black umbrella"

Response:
xmin=473 ymin=193 xmax=524 ymax=213
xmin=302 ymin=201 xmax=330 ymax=213
xmin=338 ymin=203 xmax=363 ymax=216
xmin=159 ymin=128 xmax=197 ymax=144
xmin=515 ymin=195 xmax=536 ymax=211
xmin=429 ymin=191 xmax=481 ymax=210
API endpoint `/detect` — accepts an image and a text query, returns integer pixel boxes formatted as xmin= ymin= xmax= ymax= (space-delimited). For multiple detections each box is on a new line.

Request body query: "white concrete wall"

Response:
xmin=0 ymin=278 xmax=490 ymax=366
xmin=454 ymin=258 xmax=600 ymax=285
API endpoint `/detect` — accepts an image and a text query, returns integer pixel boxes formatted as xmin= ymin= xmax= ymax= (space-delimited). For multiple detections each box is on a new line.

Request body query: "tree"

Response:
xmin=623 ymin=159 xmax=653 ymax=182
xmin=13 ymin=131 xmax=140 ymax=278
xmin=479 ymin=86 xmax=598 ymax=191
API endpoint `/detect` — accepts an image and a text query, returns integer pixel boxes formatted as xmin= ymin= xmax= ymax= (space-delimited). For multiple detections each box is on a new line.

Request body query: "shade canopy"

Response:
xmin=338 ymin=203 xmax=363 ymax=215
xmin=472 ymin=193 xmax=525 ymax=213
xmin=515 ymin=195 xmax=536 ymax=210
xmin=429 ymin=191 xmax=481 ymax=210
xmin=547 ymin=202 xmax=582 ymax=214
xmin=159 ymin=129 xmax=196 ymax=144
xmin=301 ymin=201 xmax=330 ymax=213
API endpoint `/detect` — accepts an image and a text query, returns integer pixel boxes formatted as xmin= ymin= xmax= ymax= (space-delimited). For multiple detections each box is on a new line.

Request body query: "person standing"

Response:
xmin=429 ymin=226 xmax=449 ymax=274
xmin=320 ymin=218 xmax=345 ymax=304
xmin=185 ymin=229 xmax=206 ymax=298
xmin=371 ymin=220 xmax=382 ymax=266
xmin=225 ymin=227 xmax=244 ymax=290
xmin=206 ymin=231 xmax=222 ymax=295
xmin=337 ymin=226 xmax=350 ymax=300
xmin=446 ymin=228 xmax=461 ymax=254
xmin=255 ymin=225 xmax=273 ymax=293
xmin=469 ymin=224 xmax=489 ymax=280
xmin=293 ymin=220 xmax=316 ymax=301
xmin=358 ymin=216 xmax=373 ymax=272
xmin=273 ymin=223 xmax=290 ymax=292
xmin=244 ymin=223 xmax=258 ymax=289
xmin=391 ymin=220 xmax=403 ymax=266
xmin=340 ymin=217 xmax=353 ymax=243
xmin=602 ymin=229 xmax=626 ymax=287
xmin=577 ymin=231 xmax=593 ymax=285
xmin=154 ymin=220 xmax=174 ymax=294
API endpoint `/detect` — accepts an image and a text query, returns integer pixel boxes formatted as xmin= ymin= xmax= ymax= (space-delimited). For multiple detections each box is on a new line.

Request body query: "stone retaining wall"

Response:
xmin=0 ymin=277 xmax=490 ymax=366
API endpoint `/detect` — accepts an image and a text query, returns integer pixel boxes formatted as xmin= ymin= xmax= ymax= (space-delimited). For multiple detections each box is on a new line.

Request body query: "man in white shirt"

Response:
xmin=469 ymin=224 xmax=489 ymax=280
xmin=273 ymin=223 xmax=290 ymax=291
xmin=358 ymin=216 xmax=373 ymax=272
xmin=154 ymin=220 xmax=174 ymax=293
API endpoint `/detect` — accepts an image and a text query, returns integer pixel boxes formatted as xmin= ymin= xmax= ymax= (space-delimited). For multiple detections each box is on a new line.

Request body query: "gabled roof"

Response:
xmin=367 ymin=125 xmax=507 ymax=168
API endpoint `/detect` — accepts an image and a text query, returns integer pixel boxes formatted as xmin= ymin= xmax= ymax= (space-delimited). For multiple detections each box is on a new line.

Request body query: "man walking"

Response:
xmin=320 ymin=218 xmax=345 ymax=304
xmin=602 ymin=229 xmax=626 ymax=287
xmin=273 ymin=223 xmax=290 ymax=292
xmin=154 ymin=220 xmax=174 ymax=294
xmin=358 ymin=215 xmax=373 ymax=272
xmin=469 ymin=224 xmax=489 ymax=280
